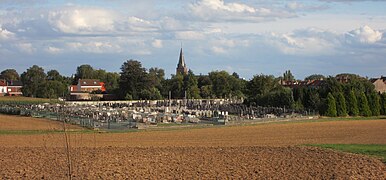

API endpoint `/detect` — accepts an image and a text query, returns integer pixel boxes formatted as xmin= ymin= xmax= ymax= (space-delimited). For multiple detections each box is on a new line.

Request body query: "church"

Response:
xmin=176 ymin=48 xmax=188 ymax=75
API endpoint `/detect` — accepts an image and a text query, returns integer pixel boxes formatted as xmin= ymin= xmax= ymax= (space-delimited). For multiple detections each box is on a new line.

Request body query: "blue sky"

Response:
xmin=0 ymin=0 xmax=385 ymax=79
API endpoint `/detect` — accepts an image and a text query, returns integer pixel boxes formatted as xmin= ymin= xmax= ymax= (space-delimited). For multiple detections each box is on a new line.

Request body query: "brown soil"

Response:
xmin=0 ymin=115 xmax=385 ymax=179
xmin=1 ymin=119 xmax=385 ymax=147
xmin=0 ymin=146 xmax=384 ymax=179
xmin=0 ymin=114 xmax=83 ymax=131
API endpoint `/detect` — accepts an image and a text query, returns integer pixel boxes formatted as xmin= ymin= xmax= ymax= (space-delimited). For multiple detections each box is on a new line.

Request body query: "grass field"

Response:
xmin=308 ymin=144 xmax=386 ymax=163
xmin=0 ymin=96 xmax=61 ymax=104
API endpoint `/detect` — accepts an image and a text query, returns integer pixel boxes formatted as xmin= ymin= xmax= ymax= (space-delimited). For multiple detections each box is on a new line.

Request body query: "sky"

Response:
xmin=0 ymin=0 xmax=385 ymax=80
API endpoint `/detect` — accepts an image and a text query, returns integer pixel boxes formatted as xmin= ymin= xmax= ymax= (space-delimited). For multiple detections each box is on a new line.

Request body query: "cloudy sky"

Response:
xmin=0 ymin=0 xmax=385 ymax=79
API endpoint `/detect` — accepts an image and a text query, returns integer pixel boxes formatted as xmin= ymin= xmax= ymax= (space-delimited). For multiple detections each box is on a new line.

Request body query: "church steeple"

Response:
xmin=176 ymin=48 xmax=188 ymax=75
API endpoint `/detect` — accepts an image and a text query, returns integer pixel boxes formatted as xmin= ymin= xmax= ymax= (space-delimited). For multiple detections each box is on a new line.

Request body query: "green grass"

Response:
xmin=0 ymin=96 xmax=62 ymax=104
xmin=307 ymin=144 xmax=386 ymax=163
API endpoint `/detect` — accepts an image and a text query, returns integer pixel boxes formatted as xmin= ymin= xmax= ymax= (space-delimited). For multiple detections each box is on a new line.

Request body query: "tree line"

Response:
xmin=1 ymin=60 xmax=386 ymax=117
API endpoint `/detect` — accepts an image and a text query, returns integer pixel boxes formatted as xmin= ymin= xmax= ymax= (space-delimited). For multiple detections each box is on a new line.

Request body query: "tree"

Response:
xmin=103 ymin=72 xmax=119 ymax=93
xmin=325 ymin=93 xmax=337 ymax=117
xmin=283 ymin=70 xmax=295 ymax=81
xmin=335 ymin=92 xmax=348 ymax=117
xmin=346 ymin=90 xmax=359 ymax=116
xmin=169 ymin=74 xmax=184 ymax=99
xmin=47 ymin=70 xmax=63 ymax=81
xmin=381 ymin=93 xmax=386 ymax=115
xmin=148 ymin=67 xmax=165 ymax=91
xmin=357 ymin=91 xmax=371 ymax=117
xmin=0 ymin=69 xmax=20 ymax=81
xmin=119 ymin=60 xmax=149 ymax=100
xmin=197 ymin=75 xmax=213 ymax=98
xmin=246 ymin=74 xmax=279 ymax=100
xmin=209 ymin=71 xmax=232 ymax=98
xmin=74 ymin=64 xmax=95 ymax=83
xmin=368 ymin=92 xmax=381 ymax=116
xmin=184 ymin=70 xmax=200 ymax=99
xmin=40 ymin=81 xmax=67 ymax=99
xmin=303 ymin=89 xmax=321 ymax=111
xmin=304 ymin=74 xmax=325 ymax=81
xmin=20 ymin=65 xmax=47 ymax=98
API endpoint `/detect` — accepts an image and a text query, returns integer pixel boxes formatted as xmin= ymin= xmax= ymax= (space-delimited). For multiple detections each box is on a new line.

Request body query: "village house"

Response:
xmin=7 ymin=81 xmax=23 ymax=96
xmin=70 ymin=79 xmax=106 ymax=93
xmin=68 ymin=79 xmax=106 ymax=100
xmin=370 ymin=76 xmax=386 ymax=93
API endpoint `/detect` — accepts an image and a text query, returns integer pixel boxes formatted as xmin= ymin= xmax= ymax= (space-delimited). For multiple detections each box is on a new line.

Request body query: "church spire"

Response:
xmin=176 ymin=47 xmax=188 ymax=75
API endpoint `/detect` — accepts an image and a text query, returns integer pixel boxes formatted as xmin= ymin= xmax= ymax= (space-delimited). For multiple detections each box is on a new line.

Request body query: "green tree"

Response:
xmin=0 ymin=69 xmax=20 ymax=81
xmin=246 ymin=74 xmax=279 ymax=100
xmin=346 ymin=90 xmax=359 ymax=116
xmin=169 ymin=74 xmax=184 ymax=99
xmin=380 ymin=93 xmax=386 ymax=115
xmin=119 ymin=60 xmax=149 ymax=100
xmin=74 ymin=64 xmax=95 ymax=83
xmin=103 ymin=72 xmax=119 ymax=93
xmin=184 ymin=70 xmax=200 ymax=99
xmin=283 ymin=70 xmax=295 ymax=81
xmin=304 ymin=74 xmax=325 ymax=81
xmin=325 ymin=93 xmax=337 ymax=117
xmin=197 ymin=75 xmax=213 ymax=98
xmin=368 ymin=92 xmax=381 ymax=116
xmin=148 ymin=67 xmax=165 ymax=95
xmin=40 ymin=80 xmax=67 ymax=99
xmin=47 ymin=70 xmax=63 ymax=81
xmin=20 ymin=65 xmax=47 ymax=98
xmin=209 ymin=71 xmax=232 ymax=98
xmin=335 ymin=92 xmax=348 ymax=117
xmin=357 ymin=91 xmax=371 ymax=117
xmin=304 ymin=89 xmax=321 ymax=111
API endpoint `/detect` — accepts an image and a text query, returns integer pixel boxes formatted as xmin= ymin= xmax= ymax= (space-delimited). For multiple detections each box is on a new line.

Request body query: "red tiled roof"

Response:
xmin=78 ymin=79 xmax=101 ymax=86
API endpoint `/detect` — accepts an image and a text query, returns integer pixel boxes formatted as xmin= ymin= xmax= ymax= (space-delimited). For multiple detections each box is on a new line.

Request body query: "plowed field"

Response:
xmin=0 ymin=114 xmax=385 ymax=179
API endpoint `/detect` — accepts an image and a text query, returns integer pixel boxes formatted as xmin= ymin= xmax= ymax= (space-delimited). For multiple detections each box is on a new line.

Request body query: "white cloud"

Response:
xmin=152 ymin=39 xmax=163 ymax=48
xmin=66 ymin=41 xmax=122 ymax=54
xmin=48 ymin=7 xmax=115 ymax=34
xmin=15 ymin=43 xmax=35 ymax=54
xmin=285 ymin=1 xmax=329 ymax=11
xmin=189 ymin=0 xmax=294 ymax=22
xmin=46 ymin=46 xmax=62 ymax=54
xmin=194 ymin=0 xmax=256 ymax=13
xmin=175 ymin=31 xmax=205 ymax=40
xmin=212 ymin=46 xmax=226 ymax=54
xmin=0 ymin=27 xmax=14 ymax=40
xmin=266 ymin=28 xmax=339 ymax=55
xmin=345 ymin=25 xmax=382 ymax=44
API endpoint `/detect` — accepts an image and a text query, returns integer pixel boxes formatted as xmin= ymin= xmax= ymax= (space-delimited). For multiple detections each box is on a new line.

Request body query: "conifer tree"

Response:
xmin=381 ymin=93 xmax=386 ymax=115
xmin=358 ymin=92 xmax=371 ymax=117
xmin=347 ymin=90 xmax=359 ymax=116
xmin=336 ymin=92 xmax=348 ymax=117
xmin=368 ymin=92 xmax=380 ymax=116
xmin=325 ymin=93 xmax=337 ymax=117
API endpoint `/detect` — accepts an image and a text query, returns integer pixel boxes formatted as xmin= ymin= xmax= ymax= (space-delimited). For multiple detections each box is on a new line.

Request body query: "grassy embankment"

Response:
xmin=307 ymin=144 xmax=386 ymax=163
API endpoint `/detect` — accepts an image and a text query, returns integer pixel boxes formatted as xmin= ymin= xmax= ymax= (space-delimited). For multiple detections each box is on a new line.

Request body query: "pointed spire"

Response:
xmin=178 ymin=48 xmax=185 ymax=67
xmin=176 ymin=46 xmax=188 ymax=75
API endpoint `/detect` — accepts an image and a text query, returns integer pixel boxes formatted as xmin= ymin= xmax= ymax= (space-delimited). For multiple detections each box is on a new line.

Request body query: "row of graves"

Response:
xmin=0 ymin=99 xmax=313 ymax=130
